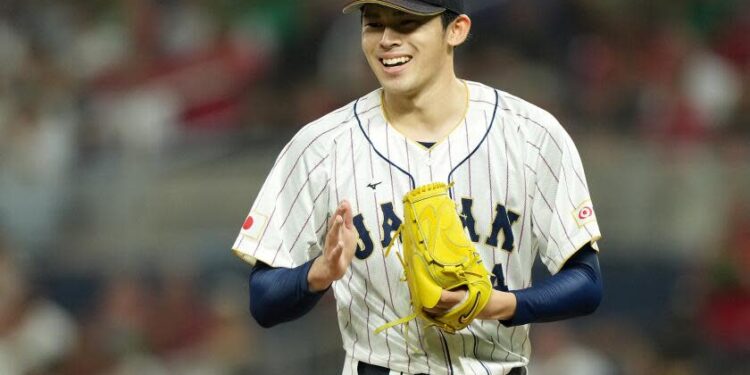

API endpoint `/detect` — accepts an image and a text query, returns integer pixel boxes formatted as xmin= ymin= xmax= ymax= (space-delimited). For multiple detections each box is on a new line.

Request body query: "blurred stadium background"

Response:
xmin=1 ymin=0 xmax=749 ymax=374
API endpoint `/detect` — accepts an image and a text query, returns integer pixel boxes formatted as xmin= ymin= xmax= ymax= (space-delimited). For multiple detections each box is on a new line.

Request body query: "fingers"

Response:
xmin=328 ymin=204 xmax=346 ymax=230
xmin=328 ymin=200 xmax=353 ymax=233
xmin=340 ymin=200 xmax=354 ymax=229
xmin=429 ymin=289 xmax=467 ymax=311
xmin=326 ymin=214 xmax=344 ymax=246
xmin=325 ymin=200 xmax=356 ymax=263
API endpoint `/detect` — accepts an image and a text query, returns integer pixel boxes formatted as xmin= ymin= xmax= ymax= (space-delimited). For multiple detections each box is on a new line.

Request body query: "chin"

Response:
xmin=378 ymin=77 xmax=419 ymax=96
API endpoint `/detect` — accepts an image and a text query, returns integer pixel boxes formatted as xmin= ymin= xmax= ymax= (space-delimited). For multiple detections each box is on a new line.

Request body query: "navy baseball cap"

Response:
xmin=343 ymin=0 xmax=464 ymax=16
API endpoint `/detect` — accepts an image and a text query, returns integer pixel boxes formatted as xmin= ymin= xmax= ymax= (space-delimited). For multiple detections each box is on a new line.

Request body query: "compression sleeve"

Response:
xmin=248 ymin=258 xmax=328 ymax=328
xmin=501 ymin=244 xmax=602 ymax=326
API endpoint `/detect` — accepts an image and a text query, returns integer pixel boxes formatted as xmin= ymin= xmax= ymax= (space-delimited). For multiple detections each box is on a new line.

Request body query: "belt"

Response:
xmin=357 ymin=361 xmax=527 ymax=375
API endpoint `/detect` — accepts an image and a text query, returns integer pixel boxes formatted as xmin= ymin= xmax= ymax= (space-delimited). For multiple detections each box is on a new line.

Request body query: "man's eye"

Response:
xmin=398 ymin=20 xmax=422 ymax=31
xmin=365 ymin=22 xmax=383 ymax=28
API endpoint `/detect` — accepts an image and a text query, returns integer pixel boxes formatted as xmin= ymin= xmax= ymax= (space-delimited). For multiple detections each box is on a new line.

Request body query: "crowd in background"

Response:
xmin=1 ymin=0 xmax=749 ymax=374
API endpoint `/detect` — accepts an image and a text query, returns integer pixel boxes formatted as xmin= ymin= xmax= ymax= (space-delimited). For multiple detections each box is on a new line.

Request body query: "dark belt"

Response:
xmin=357 ymin=361 xmax=527 ymax=375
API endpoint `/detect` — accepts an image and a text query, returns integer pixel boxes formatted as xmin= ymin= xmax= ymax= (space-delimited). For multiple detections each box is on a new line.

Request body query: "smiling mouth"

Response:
xmin=380 ymin=56 xmax=412 ymax=67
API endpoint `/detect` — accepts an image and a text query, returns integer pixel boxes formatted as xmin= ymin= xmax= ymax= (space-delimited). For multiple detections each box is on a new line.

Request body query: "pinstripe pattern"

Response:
xmin=232 ymin=82 xmax=601 ymax=375
xmin=368 ymin=120 xmax=395 ymax=368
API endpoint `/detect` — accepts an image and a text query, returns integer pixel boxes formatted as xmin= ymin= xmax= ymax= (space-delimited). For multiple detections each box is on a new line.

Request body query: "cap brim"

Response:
xmin=342 ymin=0 xmax=446 ymax=16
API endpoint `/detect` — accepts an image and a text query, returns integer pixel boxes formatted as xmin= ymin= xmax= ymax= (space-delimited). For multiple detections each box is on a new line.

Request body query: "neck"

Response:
xmin=382 ymin=72 xmax=467 ymax=140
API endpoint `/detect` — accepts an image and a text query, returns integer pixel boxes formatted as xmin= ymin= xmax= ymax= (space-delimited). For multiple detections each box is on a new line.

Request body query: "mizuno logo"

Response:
xmin=367 ymin=182 xmax=382 ymax=190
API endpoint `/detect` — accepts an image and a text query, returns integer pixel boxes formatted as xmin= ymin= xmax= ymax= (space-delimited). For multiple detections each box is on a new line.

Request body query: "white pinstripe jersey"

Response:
xmin=232 ymin=81 xmax=602 ymax=375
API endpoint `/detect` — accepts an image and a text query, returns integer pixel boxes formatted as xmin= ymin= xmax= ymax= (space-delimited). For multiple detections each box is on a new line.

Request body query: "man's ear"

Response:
xmin=446 ymin=14 xmax=471 ymax=47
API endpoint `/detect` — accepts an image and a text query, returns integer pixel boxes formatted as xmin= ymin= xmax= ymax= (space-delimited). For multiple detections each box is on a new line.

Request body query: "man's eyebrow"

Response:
xmin=362 ymin=9 xmax=380 ymax=18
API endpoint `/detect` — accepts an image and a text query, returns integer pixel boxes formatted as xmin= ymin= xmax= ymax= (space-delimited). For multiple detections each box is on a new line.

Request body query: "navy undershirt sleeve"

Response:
xmin=248 ymin=257 xmax=328 ymax=328
xmin=501 ymin=244 xmax=602 ymax=326
xmin=249 ymin=245 xmax=602 ymax=328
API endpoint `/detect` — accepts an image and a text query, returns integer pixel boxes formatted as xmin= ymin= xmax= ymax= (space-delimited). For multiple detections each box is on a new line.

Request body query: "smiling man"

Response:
xmin=232 ymin=1 xmax=603 ymax=374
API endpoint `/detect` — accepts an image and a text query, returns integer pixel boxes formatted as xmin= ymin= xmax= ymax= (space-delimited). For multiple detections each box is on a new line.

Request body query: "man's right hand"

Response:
xmin=308 ymin=200 xmax=358 ymax=292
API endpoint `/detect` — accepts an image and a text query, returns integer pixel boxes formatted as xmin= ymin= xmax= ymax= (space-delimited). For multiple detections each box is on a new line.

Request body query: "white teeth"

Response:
xmin=382 ymin=57 xmax=411 ymax=67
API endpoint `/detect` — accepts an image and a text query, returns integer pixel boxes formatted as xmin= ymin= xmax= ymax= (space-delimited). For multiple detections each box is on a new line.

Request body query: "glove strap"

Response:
xmin=374 ymin=313 xmax=416 ymax=334
xmin=383 ymin=225 xmax=403 ymax=258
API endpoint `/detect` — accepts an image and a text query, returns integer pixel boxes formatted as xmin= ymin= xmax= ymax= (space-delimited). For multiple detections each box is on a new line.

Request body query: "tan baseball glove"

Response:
xmin=376 ymin=182 xmax=492 ymax=334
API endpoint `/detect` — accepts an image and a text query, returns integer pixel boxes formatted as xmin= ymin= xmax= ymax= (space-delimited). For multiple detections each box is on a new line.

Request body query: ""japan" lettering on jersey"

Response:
xmin=233 ymin=81 xmax=601 ymax=375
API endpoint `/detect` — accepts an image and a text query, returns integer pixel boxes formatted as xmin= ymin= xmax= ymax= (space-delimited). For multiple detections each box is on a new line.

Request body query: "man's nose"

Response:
xmin=379 ymin=26 xmax=402 ymax=49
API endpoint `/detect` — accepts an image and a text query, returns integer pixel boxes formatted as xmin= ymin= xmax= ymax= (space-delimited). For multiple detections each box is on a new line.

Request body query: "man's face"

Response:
xmin=361 ymin=5 xmax=451 ymax=96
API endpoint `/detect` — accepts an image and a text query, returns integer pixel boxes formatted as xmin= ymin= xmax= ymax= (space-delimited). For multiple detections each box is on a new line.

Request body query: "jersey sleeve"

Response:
xmin=530 ymin=118 xmax=602 ymax=274
xmin=232 ymin=136 xmax=332 ymax=269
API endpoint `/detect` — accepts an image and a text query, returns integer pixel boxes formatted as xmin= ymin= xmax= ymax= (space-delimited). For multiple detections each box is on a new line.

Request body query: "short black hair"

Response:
xmin=440 ymin=10 xmax=460 ymax=29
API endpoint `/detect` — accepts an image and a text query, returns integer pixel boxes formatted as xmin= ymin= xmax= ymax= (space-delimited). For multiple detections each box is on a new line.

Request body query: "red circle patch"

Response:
xmin=578 ymin=207 xmax=593 ymax=220
xmin=242 ymin=216 xmax=254 ymax=230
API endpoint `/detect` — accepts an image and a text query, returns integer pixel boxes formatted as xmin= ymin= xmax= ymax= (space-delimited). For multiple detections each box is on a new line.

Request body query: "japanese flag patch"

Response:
xmin=573 ymin=200 xmax=596 ymax=227
xmin=240 ymin=211 xmax=268 ymax=240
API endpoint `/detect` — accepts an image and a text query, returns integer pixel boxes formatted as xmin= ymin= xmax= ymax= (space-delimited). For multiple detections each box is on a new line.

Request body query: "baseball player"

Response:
xmin=232 ymin=1 xmax=603 ymax=374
